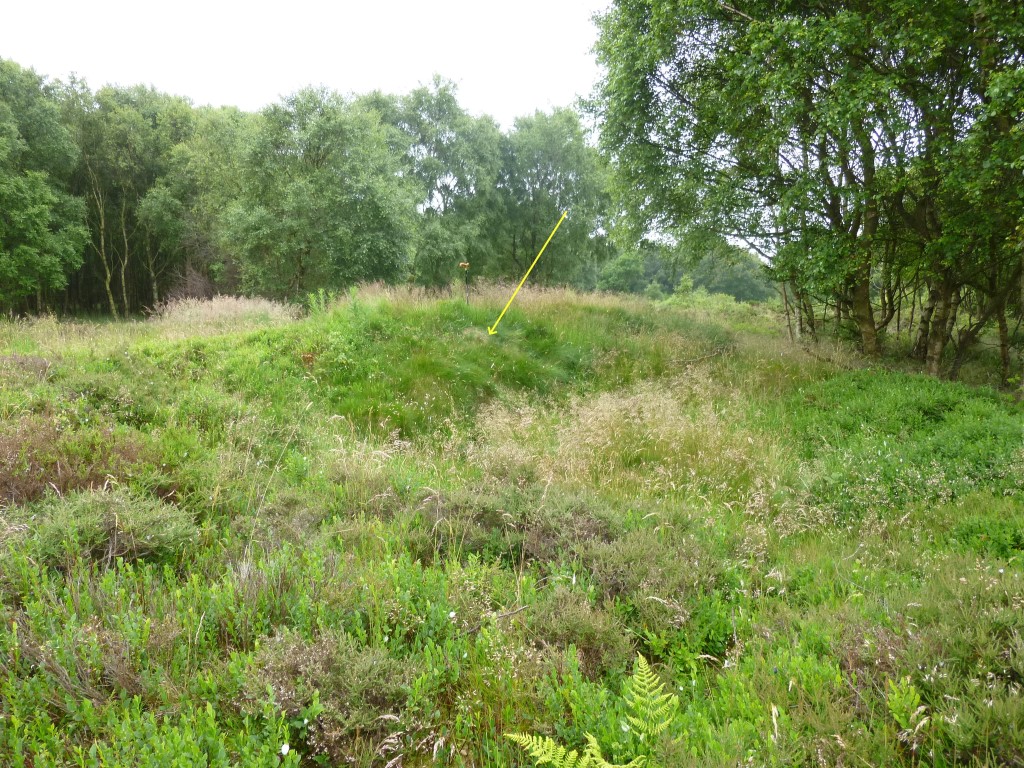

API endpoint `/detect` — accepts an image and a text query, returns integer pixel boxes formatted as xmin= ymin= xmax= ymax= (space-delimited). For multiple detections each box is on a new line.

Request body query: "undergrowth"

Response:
xmin=0 ymin=288 xmax=1021 ymax=766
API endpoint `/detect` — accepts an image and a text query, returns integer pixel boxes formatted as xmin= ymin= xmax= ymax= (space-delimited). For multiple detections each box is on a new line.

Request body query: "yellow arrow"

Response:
xmin=488 ymin=210 xmax=568 ymax=335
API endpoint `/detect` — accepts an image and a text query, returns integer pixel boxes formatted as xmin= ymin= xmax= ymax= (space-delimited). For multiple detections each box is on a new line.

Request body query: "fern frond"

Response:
xmin=507 ymin=732 xmax=646 ymax=768
xmin=507 ymin=733 xmax=585 ymax=768
xmin=623 ymin=654 xmax=680 ymax=741
xmin=507 ymin=657 xmax=676 ymax=768
xmin=583 ymin=734 xmax=646 ymax=768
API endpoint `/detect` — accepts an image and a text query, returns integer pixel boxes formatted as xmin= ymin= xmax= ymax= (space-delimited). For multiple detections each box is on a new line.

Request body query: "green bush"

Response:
xmin=11 ymin=488 xmax=198 ymax=567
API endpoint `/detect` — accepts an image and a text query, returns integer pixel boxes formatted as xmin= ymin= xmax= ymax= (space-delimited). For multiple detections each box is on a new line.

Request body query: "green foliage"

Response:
xmin=2 ymin=292 xmax=1022 ymax=766
xmin=687 ymin=252 xmax=773 ymax=303
xmin=887 ymin=677 xmax=926 ymax=733
xmin=223 ymin=89 xmax=417 ymax=299
xmin=304 ymin=287 xmax=337 ymax=317
xmin=412 ymin=213 xmax=464 ymax=291
xmin=491 ymin=108 xmax=612 ymax=285
xmin=785 ymin=370 xmax=1024 ymax=516
xmin=507 ymin=732 xmax=645 ymax=768
xmin=594 ymin=0 xmax=1024 ymax=364
xmin=598 ymin=253 xmax=646 ymax=294
xmin=509 ymin=654 xmax=676 ymax=768
xmin=0 ymin=59 xmax=87 ymax=310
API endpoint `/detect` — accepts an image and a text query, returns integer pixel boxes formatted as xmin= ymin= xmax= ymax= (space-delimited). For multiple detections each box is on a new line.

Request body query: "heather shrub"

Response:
xmin=243 ymin=628 xmax=410 ymax=761
xmin=7 ymin=488 xmax=197 ymax=567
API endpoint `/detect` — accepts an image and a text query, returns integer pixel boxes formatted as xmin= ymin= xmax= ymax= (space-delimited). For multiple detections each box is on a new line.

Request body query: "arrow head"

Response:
xmin=487 ymin=325 xmax=498 ymax=336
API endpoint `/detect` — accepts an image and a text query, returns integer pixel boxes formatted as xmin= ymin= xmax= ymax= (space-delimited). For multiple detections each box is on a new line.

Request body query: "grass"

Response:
xmin=0 ymin=288 xmax=1022 ymax=767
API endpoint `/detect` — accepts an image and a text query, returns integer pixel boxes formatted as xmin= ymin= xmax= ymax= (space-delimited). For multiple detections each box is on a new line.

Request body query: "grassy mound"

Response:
xmin=0 ymin=289 xmax=1021 ymax=767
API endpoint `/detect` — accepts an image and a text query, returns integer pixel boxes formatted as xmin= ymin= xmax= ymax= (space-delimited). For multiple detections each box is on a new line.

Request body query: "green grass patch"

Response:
xmin=1 ymin=292 xmax=1021 ymax=767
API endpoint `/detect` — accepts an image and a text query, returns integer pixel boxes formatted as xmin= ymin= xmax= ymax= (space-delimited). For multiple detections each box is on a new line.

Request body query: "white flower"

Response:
xmin=280 ymin=743 xmax=290 ymax=756
xmin=448 ymin=611 xmax=457 ymax=619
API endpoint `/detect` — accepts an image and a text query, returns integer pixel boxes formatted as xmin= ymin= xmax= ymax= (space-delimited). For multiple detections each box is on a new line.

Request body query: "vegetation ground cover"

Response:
xmin=1 ymin=289 xmax=1022 ymax=767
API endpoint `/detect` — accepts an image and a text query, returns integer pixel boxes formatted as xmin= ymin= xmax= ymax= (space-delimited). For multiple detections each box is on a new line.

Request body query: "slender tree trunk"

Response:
xmin=996 ymin=303 xmax=1010 ymax=388
xmin=119 ymin=198 xmax=133 ymax=314
xmin=912 ymin=284 xmax=936 ymax=360
xmin=944 ymin=288 xmax=962 ymax=346
xmin=851 ymin=264 xmax=880 ymax=356
xmin=907 ymin=279 xmax=918 ymax=343
xmin=926 ymin=277 xmax=956 ymax=377
xmin=86 ymin=164 xmax=119 ymax=318
xmin=97 ymin=207 xmax=117 ymax=316
xmin=800 ymin=291 xmax=817 ymax=341
xmin=852 ymin=123 xmax=880 ymax=356
xmin=895 ymin=288 xmax=902 ymax=337
xmin=144 ymin=243 xmax=160 ymax=307
xmin=780 ymin=283 xmax=795 ymax=342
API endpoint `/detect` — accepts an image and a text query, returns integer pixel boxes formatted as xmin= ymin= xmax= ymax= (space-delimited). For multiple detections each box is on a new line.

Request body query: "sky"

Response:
xmin=1 ymin=0 xmax=612 ymax=128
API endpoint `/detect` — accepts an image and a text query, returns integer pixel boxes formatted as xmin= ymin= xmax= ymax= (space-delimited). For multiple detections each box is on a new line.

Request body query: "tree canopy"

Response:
xmin=595 ymin=0 xmax=1024 ymax=378
xmin=0 ymin=61 xmax=620 ymax=314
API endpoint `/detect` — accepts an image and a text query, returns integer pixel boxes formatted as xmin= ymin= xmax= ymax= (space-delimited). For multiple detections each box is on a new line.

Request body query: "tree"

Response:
xmin=0 ymin=60 xmax=87 ymax=312
xmin=59 ymin=80 xmax=195 ymax=314
xmin=595 ymin=0 xmax=1024 ymax=373
xmin=491 ymin=108 xmax=612 ymax=286
xmin=366 ymin=78 xmax=503 ymax=290
xmin=598 ymin=251 xmax=647 ymax=294
xmin=221 ymin=88 xmax=418 ymax=299
xmin=156 ymin=105 xmax=258 ymax=296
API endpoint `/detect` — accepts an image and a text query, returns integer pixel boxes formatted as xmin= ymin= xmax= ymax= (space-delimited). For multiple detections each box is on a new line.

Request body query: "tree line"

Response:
xmin=1 ymin=62 xmax=623 ymax=316
xmin=5 ymin=0 xmax=1023 ymax=386
xmin=595 ymin=0 xmax=1024 ymax=382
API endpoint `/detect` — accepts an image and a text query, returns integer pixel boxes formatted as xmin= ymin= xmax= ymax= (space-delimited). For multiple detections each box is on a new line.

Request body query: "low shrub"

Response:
xmin=0 ymin=415 xmax=154 ymax=505
xmin=243 ymin=628 xmax=410 ymax=762
xmin=530 ymin=586 xmax=633 ymax=679
xmin=7 ymin=488 xmax=197 ymax=567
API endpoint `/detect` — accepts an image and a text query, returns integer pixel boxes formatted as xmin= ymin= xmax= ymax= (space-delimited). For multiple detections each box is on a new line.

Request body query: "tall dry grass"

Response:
xmin=0 ymin=296 xmax=302 ymax=357
xmin=340 ymin=281 xmax=654 ymax=314
xmin=150 ymin=295 xmax=301 ymax=326
xmin=466 ymin=367 xmax=790 ymax=503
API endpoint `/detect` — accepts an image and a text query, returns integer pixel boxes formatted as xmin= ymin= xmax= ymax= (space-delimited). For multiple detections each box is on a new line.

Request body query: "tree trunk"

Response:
xmin=925 ymin=278 xmax=956 ymax=377
xmin=997 ymin=303 xmax=1010 ymax=388
xmin=87 ymin=165 xmax=119 ymax=318
xmin=851 ymin=122 xmax=880 ymax=356
xmin=851 ymin=265 xmax=880 ymax=356
xmin=912 ymin=284 xmax=936 ymax=360
xmin=119 ymin=198 xmax=132 ymax=315
xmin=798 ymin=291 xmax=816 ymax=341
xmin=144 ymin=243 xmax=160 ymax=307
xmin=780 ymin=283 xmax=795 ymax=342
xmin=944 ymin=288 xmax=962 ymax=346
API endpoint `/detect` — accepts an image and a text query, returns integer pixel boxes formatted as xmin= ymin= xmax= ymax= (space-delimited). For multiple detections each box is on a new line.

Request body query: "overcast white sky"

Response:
xmin=2 ymin=0 xmax=611 ymax=128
